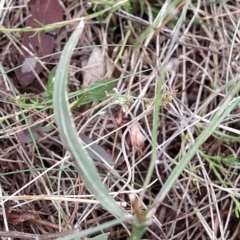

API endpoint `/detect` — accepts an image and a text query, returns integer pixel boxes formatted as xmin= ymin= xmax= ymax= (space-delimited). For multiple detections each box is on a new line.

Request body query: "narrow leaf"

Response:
xmin=53 ymin=19 xmax=128 ymax=218
xmin=88 ymin=233 xmax=110 ymax=240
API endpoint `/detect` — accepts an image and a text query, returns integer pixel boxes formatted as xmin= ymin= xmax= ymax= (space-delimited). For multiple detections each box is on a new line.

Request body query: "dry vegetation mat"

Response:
xmin=1 ymin=0 xmax=240 ymax=239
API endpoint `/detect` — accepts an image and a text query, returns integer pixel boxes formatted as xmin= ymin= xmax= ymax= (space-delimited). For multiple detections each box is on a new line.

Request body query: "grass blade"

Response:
xmin=149 ymin=79 xmax=240 ymax=215
xmin=53 ymin=19 xmax=129 ymax=219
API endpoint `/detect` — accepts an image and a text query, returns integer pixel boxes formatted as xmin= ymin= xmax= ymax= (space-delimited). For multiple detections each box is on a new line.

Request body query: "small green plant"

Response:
xmin=199 ymin=151 xmax=240 ymax=217
xmin=12 ymin=76 xmax=118 ymax=111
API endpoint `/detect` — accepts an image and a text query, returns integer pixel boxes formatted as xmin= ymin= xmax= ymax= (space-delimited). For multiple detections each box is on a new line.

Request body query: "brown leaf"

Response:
xmin=83 ymin=47 xmax=106 ymax=86
xmin=129 ymin=123 xmax=146 ymax=153
xmin=116 ymin=110 xmax=123 ymax=125
xmin=15 ymin=0 xmax=64 ymax=87
xmin=79 ymin=133 xmax=114 ymax=166
xmin=115 ymin=110 xmax=130 ymax=126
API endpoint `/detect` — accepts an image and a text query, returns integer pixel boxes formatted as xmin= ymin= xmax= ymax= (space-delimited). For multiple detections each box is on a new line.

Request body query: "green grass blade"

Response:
xmin=134 ymin=0 xmax=182 ymax=46
xmin=139 ymin=70 xmax=164 ymax=201
xmin=127 ymin=223 xmax=146 ymax=240
xmin=53 ymin=19 xmax=129 ymax=219
xmin=149 ymin=81 xmax=240 ymax=214
xmin=88 ymin=233 xmax=110 ymax=240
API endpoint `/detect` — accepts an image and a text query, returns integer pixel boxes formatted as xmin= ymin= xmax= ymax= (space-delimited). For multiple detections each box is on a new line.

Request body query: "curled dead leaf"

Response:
xmin=116 ymin=110 xmax=123 ymax=125
xmin=83 ymin=47 xmax=106 ymax=86
xmin=115 ymin=110 xmax=130 ymax=126
xmin=129 ymin=123 xmax=146 ymax=153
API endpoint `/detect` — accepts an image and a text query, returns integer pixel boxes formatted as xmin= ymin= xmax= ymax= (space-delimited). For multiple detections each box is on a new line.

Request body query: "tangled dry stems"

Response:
xmin=1 ymin=0 xmax=240 ymax=239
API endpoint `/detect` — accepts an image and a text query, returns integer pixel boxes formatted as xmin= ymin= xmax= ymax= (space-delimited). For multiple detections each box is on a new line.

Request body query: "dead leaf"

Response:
xmin=15 ymin=0 xmax=64 ymax=87
xmin=129 ymin=123 xmax=146 ymax=153
xmin=83 ymin=47 xmax=106 ymax=86
xmin=17 ymin=125 xmax=44 ymax=143
xmin=116 ymin=110 xmax=123 ymax=125
xmin=17 ymin=119 xmax=54 ymax=143
xmin=115 ymin=110 xmax=130 ymax=125
xmin=79 ymin=133 xmax=114 ymax=166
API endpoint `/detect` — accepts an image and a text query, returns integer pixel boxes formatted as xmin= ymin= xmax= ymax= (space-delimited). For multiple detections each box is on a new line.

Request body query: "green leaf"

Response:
xmin=46 ymin=66 xmax=57 ymax=97
xmin=52 ymin=18 xmax=129 ymax=219
xmin=127 ymin=223 xmax=146 ymax=240
xmin=81 ymin=78 xmax=117 ymax=104
xmin=88 ymin=233 xmax=110 ymax=240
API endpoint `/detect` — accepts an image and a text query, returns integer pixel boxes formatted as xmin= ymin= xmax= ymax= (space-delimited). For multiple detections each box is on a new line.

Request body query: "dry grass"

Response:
xmin=1 ymin=0 xmax=240 ymax=239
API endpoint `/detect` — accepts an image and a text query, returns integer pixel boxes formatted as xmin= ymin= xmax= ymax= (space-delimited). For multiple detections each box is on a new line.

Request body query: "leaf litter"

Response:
xmin=15 ymin=0 xmax=64 ymax=87
xmin=2 ymin=0 xmax=239 ymax=239
xmin=82 ymin=47 xmax=106 ymax=86
xmin=129 ymin=122 xmax=146 ymax=154
xmin=17 ymin=118 xmax=54 ymax=143
xmin=17 ymin=119 xmax=114 ymax=166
